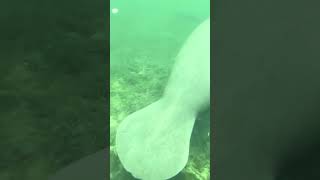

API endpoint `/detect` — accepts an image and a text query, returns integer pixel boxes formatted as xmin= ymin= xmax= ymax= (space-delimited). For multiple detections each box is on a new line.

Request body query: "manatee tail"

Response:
xmin=115 ymin=99 xmax=196 ymax=180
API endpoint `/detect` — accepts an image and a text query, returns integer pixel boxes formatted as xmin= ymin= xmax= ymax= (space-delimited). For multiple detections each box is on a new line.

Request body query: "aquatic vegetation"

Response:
xmin=110 ymin=58 xmax=210 ymax=179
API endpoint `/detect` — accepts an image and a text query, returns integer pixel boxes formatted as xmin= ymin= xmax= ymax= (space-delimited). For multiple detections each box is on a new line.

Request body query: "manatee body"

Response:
xmin=116 ymin=18 xmax=210 ymax=180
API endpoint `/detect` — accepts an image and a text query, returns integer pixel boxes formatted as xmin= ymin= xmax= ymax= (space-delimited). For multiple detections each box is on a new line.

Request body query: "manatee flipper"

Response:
xmin=116 ymin=18 xmax=210 ymax=179
xmin=116 ymin=99 xmax=196 ymax=180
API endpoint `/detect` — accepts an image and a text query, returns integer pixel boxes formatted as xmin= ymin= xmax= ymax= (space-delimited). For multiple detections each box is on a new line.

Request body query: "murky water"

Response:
xmin=110 ymin=0 xmax=210 ymax=179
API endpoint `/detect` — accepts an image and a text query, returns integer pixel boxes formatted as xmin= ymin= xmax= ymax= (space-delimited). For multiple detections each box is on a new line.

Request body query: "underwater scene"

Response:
xmin=110 ymin=0 xmax=210 ymax=179
xmin=0 ymin=1 xmax=108 ymax=179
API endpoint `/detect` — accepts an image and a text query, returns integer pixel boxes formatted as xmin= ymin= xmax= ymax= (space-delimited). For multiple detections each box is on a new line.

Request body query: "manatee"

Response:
xmin=116 ymin=18 xmax=210 ymax=180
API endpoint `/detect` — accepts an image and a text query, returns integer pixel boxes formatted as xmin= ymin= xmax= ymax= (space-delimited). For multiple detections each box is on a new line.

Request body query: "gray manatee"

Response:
xmin=116 ymin=18 xmax=210 ymax=180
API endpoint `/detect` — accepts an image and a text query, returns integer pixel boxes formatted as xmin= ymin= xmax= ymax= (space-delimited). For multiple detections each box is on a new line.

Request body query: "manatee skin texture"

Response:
xmin=116 ymin=18 xmax=210 ymax=180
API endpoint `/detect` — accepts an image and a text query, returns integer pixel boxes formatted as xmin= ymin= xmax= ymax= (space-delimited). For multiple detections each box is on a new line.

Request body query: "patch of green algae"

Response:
xmin=110 ymin=58 xmax=210 ymax=180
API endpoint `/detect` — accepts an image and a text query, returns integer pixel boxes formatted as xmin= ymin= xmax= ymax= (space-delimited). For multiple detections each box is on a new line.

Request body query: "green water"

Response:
xmin=0 ymin=0 xmax=209 ymax=179
xmin=110 ymin=0 xmax=209 ymax=66
xmin=110 ymin=0 xmax=210 ymax=179
xmin=0 ymin=1 xmax=107 ymax=179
